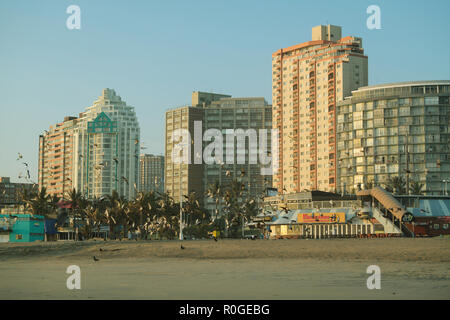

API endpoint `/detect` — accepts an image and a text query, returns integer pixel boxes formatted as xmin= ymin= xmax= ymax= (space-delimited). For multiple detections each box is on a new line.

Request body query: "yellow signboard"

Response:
xmin=297 ymin=212 xmax=346 ymax=224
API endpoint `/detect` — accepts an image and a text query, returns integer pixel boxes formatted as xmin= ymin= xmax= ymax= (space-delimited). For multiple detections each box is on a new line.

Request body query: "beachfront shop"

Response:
xmin=266 ymin=209 xmax=376 ymax=239
xmin=0 ymin=214 xmax=45 ymax=243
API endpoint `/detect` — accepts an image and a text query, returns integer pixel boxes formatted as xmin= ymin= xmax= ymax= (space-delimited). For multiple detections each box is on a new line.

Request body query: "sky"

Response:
xmin=0 ymin=0 xmax=449 ymax=183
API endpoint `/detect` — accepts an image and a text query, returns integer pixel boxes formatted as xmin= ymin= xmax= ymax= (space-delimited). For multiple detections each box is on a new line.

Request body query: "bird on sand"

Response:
xmin=93 ymin=256 xmax=100 ymax=261
xmin=213 ymin=237 xmax=218 ymax=242
xmin=99 ymin=248 xmax=104 ymax=252
xmin=180 ymin=245 xmax=185 ymax=250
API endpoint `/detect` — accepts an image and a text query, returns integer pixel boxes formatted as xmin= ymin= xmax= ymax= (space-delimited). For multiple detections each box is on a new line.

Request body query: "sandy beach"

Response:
xmin=0 ymin=238 xmax=449 ymax=299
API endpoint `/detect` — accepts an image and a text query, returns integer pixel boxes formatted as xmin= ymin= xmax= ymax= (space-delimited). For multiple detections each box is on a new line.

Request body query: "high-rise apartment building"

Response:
xmin=38 ymin=116 xmax=79 ymax=198
xmin=165 ymin=105 xmax=205 ymax=202
xmin=272 ymin=25 xmax=368 ymax=194
xmin=39 ymin=89 xmax=140 ymax=199
xmin=337 ymin=81 xmax=450 ymax=195
xmin=139 ymin=154 xmax=164 ymax=194
xmin=202 ymin=97 xmax=272 ymax=214
xmin=165 ymin=92 xmax=231 ymax=202
xmin=73 ymin=89 xmax=140 ymax=199
xmin=165 ymin=92 xmax=272 ymax=212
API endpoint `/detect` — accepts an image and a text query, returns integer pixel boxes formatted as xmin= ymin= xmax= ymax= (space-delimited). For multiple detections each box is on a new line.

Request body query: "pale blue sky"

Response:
xmin=1 ymin=0 xmax=449 ymax=182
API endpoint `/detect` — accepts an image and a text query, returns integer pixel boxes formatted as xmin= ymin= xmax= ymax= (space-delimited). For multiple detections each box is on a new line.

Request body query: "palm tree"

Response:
xmin=183 ymin=192 xmax=207 ymax=227
xmin=65 ymin=188 xmax=86 ymax=240
xmin=206 ymin=181 xmax=222 ymax=221
xmin=409 ymin=181 xmax=424 ymax=195
xmin=222 ymin=179 xmax=245 ymax=237
xmin=385 ymin=176 xmax=406 ymax=195
xmin=155 ymin=191 xmax=179 ymax=239
xmin=23 ymin=187 xmax=52 ymax=216
xmin=104 ymin=190 xmax=127 ymax=240
xmin=48 ymin=194 xmax=60 ymax=218
xmin=132 ymin=191 xmax=160 ymax=239
xmin=21 ymin=187 xmax=53 ymax=241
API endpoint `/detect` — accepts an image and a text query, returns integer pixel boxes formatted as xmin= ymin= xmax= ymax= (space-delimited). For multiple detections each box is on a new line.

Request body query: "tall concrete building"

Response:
xmin=202 ymin=97 xmax=272 ymax=214
xmin=38 ymin=116 xmax=79 ymax=198
xmin=165 ymin=92 xmax=231 ymax=202
xmin=337 ymin=81 xmax=450 ymax=195
xmin=39 ymin=89 xmax=140 ymax=200
xmin=139 ymin=154 xmax=164 ymax=194
xmin=0 ymin=177 xmax=37 ymax=209
xmin=272 ymin=25 xmax=368 ymax=194
xmin=165 ymin=92 xmax=272 ymax=212
xmin=165 ymin=104 xmax=205 ymax=202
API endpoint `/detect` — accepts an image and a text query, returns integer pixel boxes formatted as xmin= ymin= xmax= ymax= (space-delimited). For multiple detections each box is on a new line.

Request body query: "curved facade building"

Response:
xmin=336 ymin=81 xmax=450 ymax=195
xmin=39 ymin=89 xmax=140 ymax=200
xmin=73 ymin=89 xmax=140 ymax=199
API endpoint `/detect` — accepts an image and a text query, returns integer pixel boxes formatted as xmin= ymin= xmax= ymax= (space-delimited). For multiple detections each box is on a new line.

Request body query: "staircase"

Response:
xmin=371 ymin=207 xmax=402 ymax=235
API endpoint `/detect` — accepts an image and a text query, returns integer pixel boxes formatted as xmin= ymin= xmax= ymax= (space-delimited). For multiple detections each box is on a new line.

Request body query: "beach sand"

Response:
xmin=0 ymin=238 xmax=449 ymax=299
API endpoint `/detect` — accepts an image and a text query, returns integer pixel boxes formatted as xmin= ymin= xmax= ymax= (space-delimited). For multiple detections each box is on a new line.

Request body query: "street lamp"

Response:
xmin=179 ymin=164 xmax=183 ymax=241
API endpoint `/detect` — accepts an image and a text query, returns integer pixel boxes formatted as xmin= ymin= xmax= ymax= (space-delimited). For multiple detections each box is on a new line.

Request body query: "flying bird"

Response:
xmin=121 ymin=176 xmax=129 ymax=184
xmin=225 ymin=170 xmax=231 ymax=177
xmin=240 ymin=168 xmax=246 ymax=177
xmin=17 ymin=153 xmax=23 ymax=161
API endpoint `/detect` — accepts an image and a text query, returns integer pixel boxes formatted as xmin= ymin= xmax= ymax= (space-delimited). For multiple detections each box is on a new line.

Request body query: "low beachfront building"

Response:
xmin=262 ymin=208 xmax=380 ymax=239
xmin=0 ymin=214 xmax=45 ymax=243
